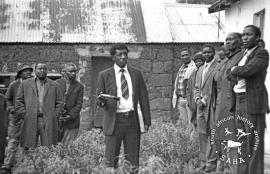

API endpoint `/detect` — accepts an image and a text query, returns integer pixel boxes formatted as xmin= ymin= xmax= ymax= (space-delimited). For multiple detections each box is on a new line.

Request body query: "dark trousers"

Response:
xmin=2 ymin=113 xmax=22 ymax=168
xmin=233 ymin=93 xmax=265 ymax=174
xmin=36 ymin=117 xmax=47 ymax=146
xmin=105 ymin=112 xmax=140 ymax=173
xmin=197 ymin=107 xmax=217 ymax=171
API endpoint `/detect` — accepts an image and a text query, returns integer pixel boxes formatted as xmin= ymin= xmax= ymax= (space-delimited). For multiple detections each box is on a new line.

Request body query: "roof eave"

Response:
xmin=208 ymin=0 xmax=241 ymax=14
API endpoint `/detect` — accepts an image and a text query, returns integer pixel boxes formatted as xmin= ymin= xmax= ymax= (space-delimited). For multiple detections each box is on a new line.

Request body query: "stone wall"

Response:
xmin=0 ymin=43 xmax=222 ymax=131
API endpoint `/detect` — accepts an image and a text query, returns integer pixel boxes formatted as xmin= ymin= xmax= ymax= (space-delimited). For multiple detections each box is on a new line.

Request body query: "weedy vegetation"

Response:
xmin=14 ymin=118 xmax=200 ymax=174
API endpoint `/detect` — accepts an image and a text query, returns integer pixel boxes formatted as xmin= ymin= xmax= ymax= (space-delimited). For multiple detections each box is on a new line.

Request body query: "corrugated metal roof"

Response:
xmin=0 ymin=0 xmax=225 ymax=43
xmin=0 ymin=0 xmax=147 ymax=43
xmin=208 ymin=0 xmax=242 ymax=13
xmin=165 ymin=3 xmax=225 ymax=42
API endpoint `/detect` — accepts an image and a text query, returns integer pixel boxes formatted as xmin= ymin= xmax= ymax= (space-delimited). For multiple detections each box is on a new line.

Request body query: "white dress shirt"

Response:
xmin=233 ymin=46 xmax=257 ymax=93
xmin=202 ymin=58 xmax=215 ymax=84
xmin=114 ymin=64 xmax=134 ymax=113
xmin=196 ymin=58 xmax=215 ymax=105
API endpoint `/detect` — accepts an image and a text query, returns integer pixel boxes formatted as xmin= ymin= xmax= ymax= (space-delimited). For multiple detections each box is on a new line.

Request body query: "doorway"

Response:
xmin=91 ymin=56 xmax=114 ymax=128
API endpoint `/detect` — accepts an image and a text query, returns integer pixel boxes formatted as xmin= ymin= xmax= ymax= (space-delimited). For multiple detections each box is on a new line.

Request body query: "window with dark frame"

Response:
xmin=253 ymin=9 xmax=265 ymax=39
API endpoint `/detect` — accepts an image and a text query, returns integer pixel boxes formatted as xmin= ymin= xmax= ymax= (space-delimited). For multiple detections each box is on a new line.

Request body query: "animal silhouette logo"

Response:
xmin=212 ymin=115 xmax=259 ymax=165
xmin=224 ymin=127 xmax=233 ymax=136
xmin=236 ymin=128 xmax=251 ymax=140
xmin=221 ymin=140 xmax=243 ymax=155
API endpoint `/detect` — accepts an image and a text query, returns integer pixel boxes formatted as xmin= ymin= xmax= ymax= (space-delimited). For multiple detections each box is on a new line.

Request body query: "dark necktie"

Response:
xmin=120 ymin=69 xmax=129 ymax=99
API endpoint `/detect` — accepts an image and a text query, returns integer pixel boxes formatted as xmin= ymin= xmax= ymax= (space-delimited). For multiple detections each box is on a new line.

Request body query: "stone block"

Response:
xmin=46 ymin=49 xmax=61 ymax=61
xmin=61 ymin=48 xmax=79 ymax=61
xmin=14 ymin=47 xmax=40 ymax=62
xmin=140 ymin=47 xmax=158 ymax=60
xmin=152 ymin=61 xmax=164 ymax=73
xmin=48 ymin=62 xmax=63 ymax=72
xmin=140 ymin=59 xmax=151 ymax=73
xmin=141 ymin=72 xmax=151 ymax=84
xmin=79 ymin=107 xmax=94 ymax=131
xmin=89 ymin=45 xmax=97 ymax=51
xmin=157 ymin=48 xmax=173 ymax=60
xmin=151 ymin=74 xmax=172 ymax=87
xmin=128 ymin=59 xmax=140 ymax=70
xmin=0 ymin=51 xmax=12 ymax=62
xmin=128 ymin=45 xmax=143 ymax=59
xmin=164 ymin=61 xmax=173 ymax=73
xmin=149 ymin=88 xmax=161 ymax=100
xmin=150 ymin=98 xmax=171 ymax=110
xmin=151 ymin=110 xmax=171 ymax=119
xmin=157 ymin=86 xmax=173 ymax=98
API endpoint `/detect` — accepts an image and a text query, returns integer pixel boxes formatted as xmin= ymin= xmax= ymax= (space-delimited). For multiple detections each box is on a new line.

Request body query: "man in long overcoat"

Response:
xmin=15 ymin=63 xmax=63 ymax=148
xmin=1 ymin=64 xmax=33 ymax=173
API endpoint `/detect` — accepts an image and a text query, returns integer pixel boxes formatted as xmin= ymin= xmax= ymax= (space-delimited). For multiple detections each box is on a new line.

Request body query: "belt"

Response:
xmin=116 ymin=111 xmax=134 ymax=117
xmin=236 ymin=92 xmax=245 ymax=96
xmin=37 ymin=113 xmax=43 ymax=118
xmin=177 ymin=94 xmax=186 ymax=98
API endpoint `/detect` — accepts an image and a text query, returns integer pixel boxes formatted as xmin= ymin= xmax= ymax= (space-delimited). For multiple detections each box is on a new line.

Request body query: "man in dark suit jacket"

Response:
xmin=1 ymin=64 xmax=33 ymax=173
xmin=227 ymin=25 xmax=269 ymax=174
xmin=214 ymin=33 xmax=243 ymax=119
xmin=194 ymin=45 xmax=218 ymax=172
xmin=211 ymin=33 xmax=243 ymax=173
xmin=186 ymin=53 xmax=205 ymax=139
xmin=56 ymin=63 xmax=84 ymax=145
xmin=96 ymin=44 xmax=151 ymax=173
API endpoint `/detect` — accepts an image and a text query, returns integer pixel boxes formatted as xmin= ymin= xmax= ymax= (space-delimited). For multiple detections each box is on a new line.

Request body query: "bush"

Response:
xmin=13 ymin=119 xmax=200 ymax=174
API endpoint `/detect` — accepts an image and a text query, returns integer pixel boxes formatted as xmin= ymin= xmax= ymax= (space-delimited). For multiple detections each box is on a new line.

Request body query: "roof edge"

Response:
xmin=208 ymin=0 xmax=241 ymax=14
xmin=0 ymin=42 xmax=224 ymax=45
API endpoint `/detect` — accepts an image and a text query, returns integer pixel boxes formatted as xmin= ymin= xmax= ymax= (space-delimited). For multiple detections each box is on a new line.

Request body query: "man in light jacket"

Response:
xmin=172 ymin=48 xmax=197 ymax=130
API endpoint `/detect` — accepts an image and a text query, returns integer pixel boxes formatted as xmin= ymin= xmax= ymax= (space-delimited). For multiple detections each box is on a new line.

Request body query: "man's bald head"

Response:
xmin=228 ymin=32 xmax=242 ymax=39
xmin=225 ymin=32 xmax=242 ymax=52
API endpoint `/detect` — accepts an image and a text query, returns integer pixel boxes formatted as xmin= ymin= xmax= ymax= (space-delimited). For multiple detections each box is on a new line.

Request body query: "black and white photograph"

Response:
xmin=0 ymin=0 xmax=269 ymax=173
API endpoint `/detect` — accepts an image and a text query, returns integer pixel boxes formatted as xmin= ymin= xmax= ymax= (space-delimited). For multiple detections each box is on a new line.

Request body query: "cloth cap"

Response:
xmin=193 ymin=53 xmax=205 ymax=62
xmin=16 ymin=64 xmax=33 ymax=78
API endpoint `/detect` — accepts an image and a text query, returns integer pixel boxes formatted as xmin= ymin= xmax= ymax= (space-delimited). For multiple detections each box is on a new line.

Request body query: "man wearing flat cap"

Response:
xmin=1 ymin=64 xmax=33 ymax=174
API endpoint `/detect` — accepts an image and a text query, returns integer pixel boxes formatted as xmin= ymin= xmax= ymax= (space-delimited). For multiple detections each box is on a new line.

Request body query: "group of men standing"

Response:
xmin=0 ymin=63 xmax=84 ymax=173
xmin=0 ymin=24 xmax=268 ymax=174
xmin=0 ymin=44 xmax=151 ymax=174
xmin=173 ymin=25 xmax=269 ymax=174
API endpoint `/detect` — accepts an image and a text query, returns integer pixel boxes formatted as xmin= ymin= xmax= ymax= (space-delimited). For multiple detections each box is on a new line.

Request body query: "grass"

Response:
xmin=13 ymin=118 xmax=200 ymax=174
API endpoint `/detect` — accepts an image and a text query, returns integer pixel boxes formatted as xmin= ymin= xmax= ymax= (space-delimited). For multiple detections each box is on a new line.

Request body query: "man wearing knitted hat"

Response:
xmin=186 ymin=53 xmax=205 ymax=140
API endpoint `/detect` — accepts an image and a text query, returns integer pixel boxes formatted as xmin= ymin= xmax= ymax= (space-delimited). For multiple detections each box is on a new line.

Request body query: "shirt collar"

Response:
xmin=182 ymin=61 xmax=192 ymax=68
xmin=228 ymin=48 xmax=241 ymax=58
xmin=204 ymin=58 xmax=215 ymax=67
xmin=114 ymin=64 xmax=128 ymax=73
xmin=35 ymin=77 xmax=47 ymax=83
xmin=245 ymin=46 xmax=258 ymax=55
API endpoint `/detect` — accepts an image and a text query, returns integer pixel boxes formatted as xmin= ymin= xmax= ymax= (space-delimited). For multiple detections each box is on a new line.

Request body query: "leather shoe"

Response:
xmin=204 ymin=167 xmax=216 ymax=173
xmin=1 ymin=166 xmax=12 ymax=174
